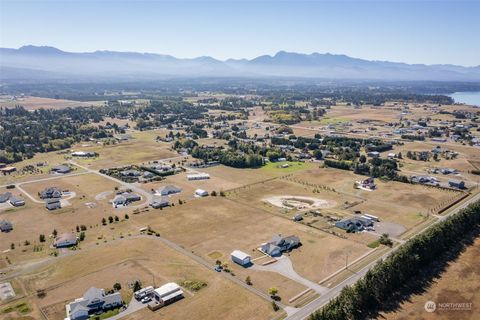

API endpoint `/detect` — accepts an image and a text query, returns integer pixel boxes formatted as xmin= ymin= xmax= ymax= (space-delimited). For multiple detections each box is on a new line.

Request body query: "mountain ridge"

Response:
xmin=1 ymin=45 xmax=479 ymax=81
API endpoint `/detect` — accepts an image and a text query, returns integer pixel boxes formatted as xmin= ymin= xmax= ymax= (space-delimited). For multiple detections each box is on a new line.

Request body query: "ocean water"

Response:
xmin=448 ymin=92 xmax=480 ymax=106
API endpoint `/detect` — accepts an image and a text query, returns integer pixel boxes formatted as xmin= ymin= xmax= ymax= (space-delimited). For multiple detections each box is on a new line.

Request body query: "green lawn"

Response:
xmin=90 ymin=308 xmax=121 ymax=320
xmin=262 ymin=161 xmax=312 ymax=173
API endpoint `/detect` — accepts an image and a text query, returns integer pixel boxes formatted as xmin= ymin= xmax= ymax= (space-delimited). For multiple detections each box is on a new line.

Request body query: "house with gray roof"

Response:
xmin=260 ymin=234 xmax=301 ymax=257
xmin=65 ymin=287 xmax=123 ymax=320
xmin=0 ymin=192 xmax=11 ymax=203
xmin=0 ymin=220 xmax=13 ymax=232
xmin=335 ymin=217 xmax=373 ymax=232
xmin=9 ymin=196 xmax=25 ymax=207
xmin=39 ymin=187 xmax=62 ymax=199
xmin=51 ymin=165 xmax=71 ymax=174
xmin=150 ymin=197 xmax=170 ymax=209
xmin=157 ymin=185 xmax=182 ymax=196
xmin=45 ymin=199 xmax=61 ymax=210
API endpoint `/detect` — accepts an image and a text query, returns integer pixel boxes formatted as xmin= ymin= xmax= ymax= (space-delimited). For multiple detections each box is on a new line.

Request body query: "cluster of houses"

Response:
xmin=410 ymin=175 xmax=466 ymax=189
xmin=0 ymin=192 xmax=25 ymax=207
xmin=149 ymin=185 xmax=184 ymax=209
xmin=40 ymin=187 xmax=63 ymax=210
xmin=65 ymin=287 xmax=123 ymax=320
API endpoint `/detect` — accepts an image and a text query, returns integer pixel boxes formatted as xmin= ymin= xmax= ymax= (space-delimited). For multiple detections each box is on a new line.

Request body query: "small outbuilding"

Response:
xmin=449 ymin=179 xmax=465 ymax=189
xmin=194 ymin=189 xmax=208 ymax=197
xmin=231 ymin=250 xmax=251 ymax=266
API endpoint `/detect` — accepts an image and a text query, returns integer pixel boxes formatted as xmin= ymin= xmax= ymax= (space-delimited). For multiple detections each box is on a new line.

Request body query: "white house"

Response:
xmin=231 ymin=250 xmax=251 ymax=266
xmin=65 ymin=287 xmax=123 ymax=320
xmin=194 ymin=189 xmax=208 ymax=197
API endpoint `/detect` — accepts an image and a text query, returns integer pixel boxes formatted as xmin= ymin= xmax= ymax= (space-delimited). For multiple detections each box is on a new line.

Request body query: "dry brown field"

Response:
xmin=12 ymin=237 xmax=277 ymax=320
xmin=130 ymin=196 xmax=371 ymax=283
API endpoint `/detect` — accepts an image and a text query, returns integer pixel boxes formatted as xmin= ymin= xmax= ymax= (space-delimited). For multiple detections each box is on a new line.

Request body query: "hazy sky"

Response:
xmin=1 ymin=0 xmax=479 ymax=66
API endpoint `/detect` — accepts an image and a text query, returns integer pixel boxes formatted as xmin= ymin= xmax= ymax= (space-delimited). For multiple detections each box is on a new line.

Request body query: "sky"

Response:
xmin=1 ymin=0 xmax=479 ymax=66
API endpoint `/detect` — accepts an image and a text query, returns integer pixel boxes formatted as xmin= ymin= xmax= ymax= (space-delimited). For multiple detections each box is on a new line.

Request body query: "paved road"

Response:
xmin=69 ymin=160 xmax=153 ymax=208
xmin=284 ymin=191 xmax=480 ymax=320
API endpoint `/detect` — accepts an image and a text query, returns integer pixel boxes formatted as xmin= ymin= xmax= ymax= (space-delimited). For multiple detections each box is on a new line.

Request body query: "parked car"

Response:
xmin=214 ymin=265 xmax=222 ymax=272
xmin=141 ymin=296 xmax=151 ymax=303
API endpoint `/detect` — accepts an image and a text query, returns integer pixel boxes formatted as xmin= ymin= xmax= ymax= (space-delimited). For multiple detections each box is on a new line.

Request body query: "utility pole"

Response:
xmin=345 ymin=254 xmax=348 ymax=270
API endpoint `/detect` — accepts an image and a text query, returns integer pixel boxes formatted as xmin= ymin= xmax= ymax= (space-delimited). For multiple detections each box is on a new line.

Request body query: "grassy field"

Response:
xmin=0 ymin=95 xmax=105 ymax=110
xmin=262 ymin=161 xmax=314 ymax=173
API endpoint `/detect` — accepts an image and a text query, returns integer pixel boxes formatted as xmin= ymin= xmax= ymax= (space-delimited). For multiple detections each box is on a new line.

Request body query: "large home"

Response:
xmin=260 ymin=234 xmax=301 ymax=257
xmin=54 ymin=233 xmax=78 ymax=248
xmin=51 ymin=165 xmax=71 ymax=174
xmin=0 ymin=220 xmax=13 ymax=232
xmin=39 ymin=187 xmax=62 ymax=199
xmin=46 ymin=199 xmax=62 ymax=210
xmin=335 ymin=217 xmax=373 ymax=232
xmin=0 ymin=192 xmax=11 ymax=203
xmin=65 ymin=287 xmax=123 ymax=320
xmin=9 ymin=196 xmax=25 ymax=207
xmin=411 ymin=175 xmax=439 ymax=186
xmin=157 ymin=185 xmax=182 ymax=196
xmin=357 ymin=177 xmax=376 ymax=190
xmin=148 ymin=282 xmax=184 ymax=311
xmin=150 ymin=197 xmax=170 ymax=209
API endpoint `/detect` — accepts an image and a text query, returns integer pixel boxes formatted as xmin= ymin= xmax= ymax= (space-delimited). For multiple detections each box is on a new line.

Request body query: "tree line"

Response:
xmin=310 ymin=199 xmax=480 ymax=320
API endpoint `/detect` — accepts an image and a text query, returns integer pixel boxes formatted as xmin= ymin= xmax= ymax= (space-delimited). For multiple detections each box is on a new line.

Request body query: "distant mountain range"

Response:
xmin=1 ymin=45 xmax=480 ymax=82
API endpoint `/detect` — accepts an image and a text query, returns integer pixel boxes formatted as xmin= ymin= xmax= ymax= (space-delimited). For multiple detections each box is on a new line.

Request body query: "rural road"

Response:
xmin=69 ymin=160 xmax=153 ymax=208
xmin=284 ymin=190 xmax=480 ymax=320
